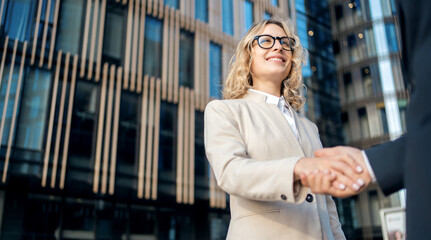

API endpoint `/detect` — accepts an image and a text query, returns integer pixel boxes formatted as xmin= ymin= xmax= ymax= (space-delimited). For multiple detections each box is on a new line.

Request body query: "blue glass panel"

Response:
xmin=195 ymin=0 xmax=208 ymax=22
xmin=385 ymin=24 xmax=398 ymax=52
xmin=244 ymin=0 xmax=253 ymax=32
xmin=56 ymin=0 xmax=84 ymax=54
xmin=222 ymin=0 xmax=234 ymax=35
xmin=209 ymin=42 xmax=222 ymax=99
xmin=144 ymin=16 xmax=163 ymax=78
xmin=271 ymin=0 xmax=278 ymax=7
xmin=263 ymin=12 xmax=272 ymax=20
xmin=165 ymin=0 xmax=178 ymax=9
xmin=3 ymin=0 xmax=36 ymax=41
xmin=15 ymin=69 xmax=51 ymax=150
xmin=0 ymin=65 xmax=20 ymax=145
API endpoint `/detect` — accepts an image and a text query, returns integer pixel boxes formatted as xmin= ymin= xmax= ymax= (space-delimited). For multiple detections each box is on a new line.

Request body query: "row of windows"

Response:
xmin=0 ymin=192 xmax=229 ymax=239
xmin=1 ymin=0 xmax=224 ymax=97
xmin=333 ymin=23 xmax=399 ymax=66
xmin=341 ymin=59 xmax=404 ymax=104
xmin=333 ymin=0 xmax=398 ymax=33
xmin=0 ymin=66 xmax=213 ymax=202
xmin=341 ymin=102 xmax=406 ymax=143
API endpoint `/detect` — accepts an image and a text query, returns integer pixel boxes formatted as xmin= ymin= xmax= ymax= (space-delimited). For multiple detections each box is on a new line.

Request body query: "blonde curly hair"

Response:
xmin=223 ymin=18 xmax=308 ymax=110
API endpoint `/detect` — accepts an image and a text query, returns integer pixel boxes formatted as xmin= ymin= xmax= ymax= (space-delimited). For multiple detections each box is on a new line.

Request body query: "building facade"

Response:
xmin=0 ymin=0 xmax=295 ymax=239
xmin=328 ymin=0 xmax=407 ymax=239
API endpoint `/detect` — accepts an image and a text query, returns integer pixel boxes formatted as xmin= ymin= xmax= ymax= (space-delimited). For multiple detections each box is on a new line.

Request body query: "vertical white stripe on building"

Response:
xmin=370 ymin=0 xmax=402 ymax=140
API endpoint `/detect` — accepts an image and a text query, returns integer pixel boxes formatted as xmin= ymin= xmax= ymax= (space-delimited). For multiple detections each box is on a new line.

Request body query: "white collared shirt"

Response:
xmin=249 ymin=89 xmax=299 ymax=139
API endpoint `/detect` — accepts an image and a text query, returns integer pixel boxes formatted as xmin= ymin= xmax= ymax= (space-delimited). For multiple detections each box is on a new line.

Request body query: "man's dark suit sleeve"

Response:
xmin=365 ymin=135 xmax=406 ymax=195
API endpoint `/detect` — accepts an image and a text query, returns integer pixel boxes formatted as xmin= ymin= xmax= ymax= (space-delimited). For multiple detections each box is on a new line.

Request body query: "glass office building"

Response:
xmin=328 ymin=0 xmax=407 ymax=239
xmin=0 ymin=0 xmax=291 ymax=239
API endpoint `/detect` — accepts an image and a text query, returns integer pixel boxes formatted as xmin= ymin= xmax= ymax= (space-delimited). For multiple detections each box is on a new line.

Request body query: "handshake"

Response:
xmin=294 ymin=146 xmax=372 ymax=198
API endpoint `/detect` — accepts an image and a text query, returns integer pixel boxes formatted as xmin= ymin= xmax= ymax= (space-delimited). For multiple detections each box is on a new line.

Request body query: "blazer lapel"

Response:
xmin=292 ymin=111 xmax=315 ymax=158
xmin=244 ymin=91 xmax=312 ymax=156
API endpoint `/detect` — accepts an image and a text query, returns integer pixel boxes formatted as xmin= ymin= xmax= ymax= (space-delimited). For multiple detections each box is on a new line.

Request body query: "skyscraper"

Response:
xmin=328 ymin=0 xmax=407 ymax=239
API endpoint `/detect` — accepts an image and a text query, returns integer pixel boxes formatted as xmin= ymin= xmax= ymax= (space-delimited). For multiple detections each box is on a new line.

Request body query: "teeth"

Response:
xmin=267 ymin=57 xmax=284 ymax=61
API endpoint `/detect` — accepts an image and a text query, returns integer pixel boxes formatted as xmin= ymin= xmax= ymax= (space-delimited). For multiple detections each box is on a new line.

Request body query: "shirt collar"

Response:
xmin=248 ymin=89 xmax=285 ymax=106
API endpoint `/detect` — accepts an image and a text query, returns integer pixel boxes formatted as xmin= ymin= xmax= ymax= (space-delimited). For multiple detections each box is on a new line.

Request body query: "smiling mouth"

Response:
xmin=266 ymin=57 xmax=286 ymax=62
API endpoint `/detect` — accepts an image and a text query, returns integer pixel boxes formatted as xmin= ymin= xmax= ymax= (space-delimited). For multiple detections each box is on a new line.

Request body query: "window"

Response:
xmin=347 ymin=34 xmax=358 ymax=63
xmin=358 ymin=108 xmax=370 ymax=139
xmin=15 ymin=69 xmax=51 ymax=150
xmin=379 ymin=107 xmax=389 ymax=134
xmin=158 ymin=102 xmax=177 ymax=200
xmin=0 ymin=65 xmax=20 ymax=146
xmin=368 ymin=191 xmax=382 ymax=226
xmin=341 ymin=112 xmax=351 ymax=143
xmin=361 ymin=67 xmax=373 ymax=97
xmin=116 ymin=91 xmax=140 ymax=193
xmin=195 ymin=0 xmax=208 ymax=22
xmin=67 ymin=81 xmax=98 ymax=193
xmin=179 ymin=30 xmax=194 ymax=88
xmin=3 ymin=0 xmax=37 ymax=41
xmin=165 ymin=0 xmax=178 ymax=9
xmin=222 ymin=0 xmax=234 ymax=36
xmin=103 ymin=5 xmax=125 ymax=63
xmin=195 ymin=111 xmax=209 ymax=200
xmin=244 ymin=0 xmax=254 ymax=32
xmin=385 ymin=23 xmax=399 ymax=52
xmin=263 ymin=12 xmax=272 ymax=20
xmin=343 ymin=72 xmax=354 ymax=102
xmin=209 ymin=42 xmax=222 ymax=99
xmin=271 ymin=0 xmax=278 ymax=7
xmin=143 ymin=16 xmax=163 ymax=78
xmin=56 ymin=0 xmax=85 ymax=55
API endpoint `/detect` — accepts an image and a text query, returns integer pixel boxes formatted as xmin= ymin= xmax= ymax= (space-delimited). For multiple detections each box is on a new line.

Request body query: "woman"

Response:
xmin=204 ymin=19 xmax=348 ymax=239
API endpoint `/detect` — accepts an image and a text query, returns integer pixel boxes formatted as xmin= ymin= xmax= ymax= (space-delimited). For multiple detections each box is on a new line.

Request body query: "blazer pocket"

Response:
xmin=232 ymin=209 xmax=280 ymax=221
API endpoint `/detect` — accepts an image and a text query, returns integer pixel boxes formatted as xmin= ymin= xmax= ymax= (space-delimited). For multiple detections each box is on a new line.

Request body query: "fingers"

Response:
xmin=316 ymin=146 xmax=363 ymax=169
xmin=305 ymin=170 xmax=335 ymax=194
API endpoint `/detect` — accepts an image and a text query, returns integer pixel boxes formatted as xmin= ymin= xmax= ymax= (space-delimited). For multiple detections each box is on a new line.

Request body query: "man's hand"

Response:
xmin=299 ymin=146 xmax=372 ymax=198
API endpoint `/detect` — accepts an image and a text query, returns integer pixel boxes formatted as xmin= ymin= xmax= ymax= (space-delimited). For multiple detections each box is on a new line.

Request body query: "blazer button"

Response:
xmin=306 ymin=194 xmax=314 ymax=203
xmin=281 ymin=194 xmax=287 ymax=201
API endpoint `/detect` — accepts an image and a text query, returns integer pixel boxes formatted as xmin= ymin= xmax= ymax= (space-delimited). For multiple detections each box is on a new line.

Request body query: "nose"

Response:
xmin=272 ymin=39 xmax=283 ymax=51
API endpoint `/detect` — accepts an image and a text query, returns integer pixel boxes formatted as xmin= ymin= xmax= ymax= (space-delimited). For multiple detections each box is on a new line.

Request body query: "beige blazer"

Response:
xmin=204 ymin=91 xmax=345 ymax=240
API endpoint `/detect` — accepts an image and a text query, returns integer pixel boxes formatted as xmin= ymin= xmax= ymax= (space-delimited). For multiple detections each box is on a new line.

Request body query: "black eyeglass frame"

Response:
xmin=253 ymin=35 xmax=296 ymax=52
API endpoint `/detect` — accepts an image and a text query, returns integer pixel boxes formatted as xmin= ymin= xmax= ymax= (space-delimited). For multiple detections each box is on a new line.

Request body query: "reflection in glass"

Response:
xmin=195 ymin=111 xmax=208 ymax=201
xmin=144 ymin=16 xmax=163 ymax=78
xmin=103 ymin=6 xmax=125 ymax=63
xmin=0 ymin=65 xmax=20 ymax=145
xmin=67 ymin=81 xmax=98 ymax=193
xmin=195 ymin=0 xmax=208 ymax=22
xmin=3 ymin=0 xmax=36 ymax=41
xmin=116 ymin=91 xmax=139 ymax=195
xmin=179 ymin=30 xmax=194 ymax=88
xmin=158 ymin=101 xmax=177 ymax=201
xmin=165 ymin=0 xmax=179 ymax=9
xmin=209 ymin=42 xmax=222 ymax=99
xmin=222 ymin=0 xmax=234 ymax=35
xmin=16 ymin=69 xmax=51 ymax=150
xmin=56 ymin=0 xmax=84 ymax=55
xmin=244 ymin=0 xmax=254 ymax=32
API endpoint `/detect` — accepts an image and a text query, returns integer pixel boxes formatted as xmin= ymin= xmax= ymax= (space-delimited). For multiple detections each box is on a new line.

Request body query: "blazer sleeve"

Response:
xmin=204 ymin=100 xmax=308 ymax=203
xmin=365 ymin=135 xmax=406 ymax=195
xmin=325 ymin=195 xmax=346 ymax=240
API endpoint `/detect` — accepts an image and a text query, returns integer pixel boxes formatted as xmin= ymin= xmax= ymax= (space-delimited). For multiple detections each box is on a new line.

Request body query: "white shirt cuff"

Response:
xmin=362 ymin=150 xmax=377 ymax=183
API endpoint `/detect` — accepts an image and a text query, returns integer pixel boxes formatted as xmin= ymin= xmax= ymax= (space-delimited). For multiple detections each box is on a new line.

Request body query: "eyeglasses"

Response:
xmin=253 ymin=35 xmax=296 ymax=51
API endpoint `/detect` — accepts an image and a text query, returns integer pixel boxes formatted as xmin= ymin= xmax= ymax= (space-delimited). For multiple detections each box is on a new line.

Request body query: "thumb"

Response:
xmin=315 ymin=147 xmax=341 ymax=157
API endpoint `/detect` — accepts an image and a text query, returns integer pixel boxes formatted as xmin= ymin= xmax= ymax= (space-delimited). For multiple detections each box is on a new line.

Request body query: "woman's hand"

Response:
xmin=294 ymin=153 xmax=366 ymax=193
